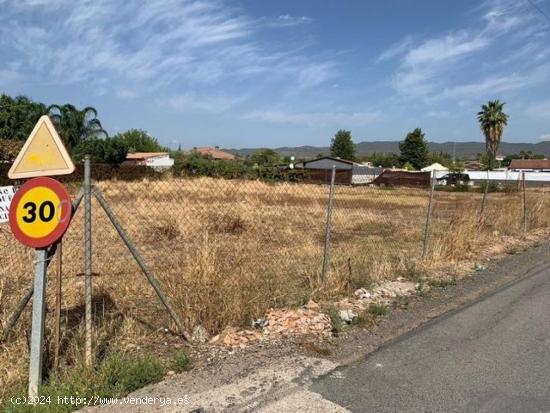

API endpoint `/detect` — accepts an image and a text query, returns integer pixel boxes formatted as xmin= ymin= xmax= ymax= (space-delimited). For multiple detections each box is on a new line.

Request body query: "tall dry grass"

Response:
xmin=1 ymin=177 xmax=550 ymax=398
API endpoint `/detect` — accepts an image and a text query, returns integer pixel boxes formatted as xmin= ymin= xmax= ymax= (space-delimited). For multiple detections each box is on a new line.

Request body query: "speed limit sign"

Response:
xmin=9 ymin=177 xmax=72 ymax=248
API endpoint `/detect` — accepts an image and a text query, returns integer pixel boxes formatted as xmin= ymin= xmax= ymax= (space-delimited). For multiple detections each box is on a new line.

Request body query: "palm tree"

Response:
xmin=47 ymin=104 xmax=108 ymax=149
xmin=477 ymin=100 xmax=509 ymax=169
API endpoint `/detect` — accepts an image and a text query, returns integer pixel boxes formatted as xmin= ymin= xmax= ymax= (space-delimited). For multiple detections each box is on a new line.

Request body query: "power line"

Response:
xmin=527 ymin=0 xmax=550 ymax=22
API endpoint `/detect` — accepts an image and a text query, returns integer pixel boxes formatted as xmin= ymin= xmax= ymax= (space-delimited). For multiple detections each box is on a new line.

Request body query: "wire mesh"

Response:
xmin=1 ymin=169 xmax=548 ymax=342
xmin=331 ymin=183 xmax=429 ymax=286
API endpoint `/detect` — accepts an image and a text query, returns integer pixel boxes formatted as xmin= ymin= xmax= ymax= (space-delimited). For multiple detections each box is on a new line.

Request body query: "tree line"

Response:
xmin=0 ymin=94 xmax=164 ymax=165
xmin=0 ymin=94 xmax=532 ymax=175
xmin=329 ymin=128 xmax=461 ymax=170
xmin=329 ymin=100 xmax=516 ymax=171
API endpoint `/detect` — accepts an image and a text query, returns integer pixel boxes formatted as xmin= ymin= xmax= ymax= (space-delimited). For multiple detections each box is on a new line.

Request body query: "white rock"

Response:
xmin=339 ymin=309 xmax=357 ymax=324
xmin=251 ymin=318 xmax=269 ymax=329
xmin=191 ymin=325 xmax=210 ymax=344
xmin=475 ymin=263 xmax=486 ymax=272
xmin=354 ymin=288 xmax=372 ymax=300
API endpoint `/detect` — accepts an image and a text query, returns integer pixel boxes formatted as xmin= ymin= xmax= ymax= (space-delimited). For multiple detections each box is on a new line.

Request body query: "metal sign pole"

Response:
xmin=6 ymin=115 xmax=76 ymax=398
xmin=28 ymin=248 xmax=48 ymax=398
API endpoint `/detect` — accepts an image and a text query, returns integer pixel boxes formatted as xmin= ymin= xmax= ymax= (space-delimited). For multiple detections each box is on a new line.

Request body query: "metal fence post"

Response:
xmin=422 ymin=170 xmax=436 ymax=259
xmin=321 ymin=165 xmax=336 ymax=282
xmin=480 ymin=170 xmax=489 ymax=216
xmin=28 ymin=248 xmax=48 ymax=398
xmin=84 ymin=156 xmax=93 ymax=367
xmin=522 ymin=171 xmax=527 ymax=234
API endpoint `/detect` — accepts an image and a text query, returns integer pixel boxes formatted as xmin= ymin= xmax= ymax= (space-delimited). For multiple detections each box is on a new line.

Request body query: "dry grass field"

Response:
xmin=1 ymin=176 xmax=550 ymax=398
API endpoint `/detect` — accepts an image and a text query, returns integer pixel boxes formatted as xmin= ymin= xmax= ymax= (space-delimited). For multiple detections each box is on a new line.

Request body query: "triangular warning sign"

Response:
xmin=8 ymin=115 xmax=75 ymax=179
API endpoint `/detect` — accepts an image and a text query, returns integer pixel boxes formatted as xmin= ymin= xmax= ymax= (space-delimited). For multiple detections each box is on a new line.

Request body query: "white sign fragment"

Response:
xmin=0 ymin=186 xmax=16 ymax=223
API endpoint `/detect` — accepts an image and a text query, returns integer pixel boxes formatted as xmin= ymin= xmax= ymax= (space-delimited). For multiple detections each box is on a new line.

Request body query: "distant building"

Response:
xmin=464 ymin=160 xmax=483 ymax=171
xmin=124 ymin=152 xmax=174 ymax=171
xmin=464 ymin=170 xmax=550 ymax=187
xmin=192 ymin=146 xmax=236 ymax=160
xmin=421 ymin=163 xmax=449 ymax=179
xmin=295 ymin=156 xmax=383 ymax=185
xmin=508 ymin=159 xmax=550 ymax=172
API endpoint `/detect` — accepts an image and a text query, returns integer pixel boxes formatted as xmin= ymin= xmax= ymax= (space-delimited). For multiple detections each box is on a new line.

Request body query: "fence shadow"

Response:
xmin=42 ymin=292 xmax=123 ymax=378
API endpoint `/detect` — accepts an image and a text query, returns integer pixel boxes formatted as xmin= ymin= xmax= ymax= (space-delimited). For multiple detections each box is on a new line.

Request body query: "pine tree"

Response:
xmin=399 ymin=128 xmax=429 ymax=170
xmin=330 ymin=129 xmax=356 ymax=160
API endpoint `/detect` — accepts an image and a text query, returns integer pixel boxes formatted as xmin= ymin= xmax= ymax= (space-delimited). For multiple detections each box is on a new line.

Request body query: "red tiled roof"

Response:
xmin=126 ymin=152 xmax=169 ymax=160
xmin=509 ymin=159 xmax=550 ymax=169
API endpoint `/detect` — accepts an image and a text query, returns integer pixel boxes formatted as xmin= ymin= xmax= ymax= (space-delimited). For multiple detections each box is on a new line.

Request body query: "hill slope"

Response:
xmin=228 ymin=141 xmax=550 ymax=159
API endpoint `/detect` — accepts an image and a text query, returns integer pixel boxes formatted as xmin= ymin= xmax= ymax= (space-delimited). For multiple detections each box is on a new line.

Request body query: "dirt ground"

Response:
xmin=81 ymin=238 xmax=550 ymax=412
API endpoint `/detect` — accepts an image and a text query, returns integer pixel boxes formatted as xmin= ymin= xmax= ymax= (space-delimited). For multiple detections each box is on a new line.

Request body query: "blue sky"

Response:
xmin=1 ymin=0 xmax=549 ymax=149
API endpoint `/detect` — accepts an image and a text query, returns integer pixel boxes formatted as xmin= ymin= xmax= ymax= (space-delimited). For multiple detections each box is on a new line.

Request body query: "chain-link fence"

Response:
xmin=2 ymin=167 xmax=550 ymax=390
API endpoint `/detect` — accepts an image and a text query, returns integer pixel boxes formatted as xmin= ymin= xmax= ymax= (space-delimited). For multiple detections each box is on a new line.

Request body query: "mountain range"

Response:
xmin=228 ymin=141 xmax=550 ymax=160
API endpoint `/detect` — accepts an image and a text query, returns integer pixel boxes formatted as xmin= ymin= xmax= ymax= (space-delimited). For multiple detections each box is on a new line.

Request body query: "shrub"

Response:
xmin=368 ymin=303 xmax=387 ymax=317
xmin=170 ymin=349 xmax=191 ymax=373
xmin=108 ymin=354 xmax=164 ymax=393
xmin=324 ymin=305 xmax=343 ymax=335
xmin=427 ymin=277 xmax=457 ymax=288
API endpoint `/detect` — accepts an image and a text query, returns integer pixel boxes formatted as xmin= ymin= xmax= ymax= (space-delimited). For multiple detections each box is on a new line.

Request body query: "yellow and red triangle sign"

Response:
xmin=8 ymin=115 xmax=75 ymax=179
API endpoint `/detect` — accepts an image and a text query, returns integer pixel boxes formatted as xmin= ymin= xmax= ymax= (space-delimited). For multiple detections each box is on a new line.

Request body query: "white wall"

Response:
xmin=144 ymin=155 xmax=174 ymax=170
xmin=465 ymin=170 xmax=550 ymax=182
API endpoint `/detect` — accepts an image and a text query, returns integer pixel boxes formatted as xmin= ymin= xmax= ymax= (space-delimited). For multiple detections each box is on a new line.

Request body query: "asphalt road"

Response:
xmin=310 ymin=265 xmax=550 ymax=413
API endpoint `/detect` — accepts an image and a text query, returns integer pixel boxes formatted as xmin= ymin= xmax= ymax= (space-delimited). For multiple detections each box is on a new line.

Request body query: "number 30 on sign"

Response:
xmin=9 ymin=177 xmax=72 ymax=248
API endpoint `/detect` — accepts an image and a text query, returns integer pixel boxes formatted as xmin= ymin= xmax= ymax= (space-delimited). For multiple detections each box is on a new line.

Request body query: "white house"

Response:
xmin=125 ymin=152 xmax=175 ymax=171
xmin=421 ymin=163 xmax=449 ymax=179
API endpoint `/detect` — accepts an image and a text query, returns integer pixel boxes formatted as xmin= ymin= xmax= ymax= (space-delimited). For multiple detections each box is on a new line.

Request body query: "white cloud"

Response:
xmin=388 ymin=0 xmax=549 ymax=98
xmin=0 ymin=0 xmax=334 ymax=99
xmin=376 ymin=36 xmax=413 ymax=63
xmin=403 ymin=32 xmax=488 ymax=67
xmin=538 ymin=133 xmax=550 ymax=141
xmin=242 ymin=109 xmax=382 ymax=126
xmin=269 ymin=14 xmax=313 ymax=27
xmin=296 ymin=62 xmax=336 ymax=89
xmin=391 ymin=31 xmax=491 ymax=97
xmin=439 ymin=71 xmax=541 ymax=99
xmin=159 ymin=93 xmax=244 ymax=114
xmin=426 ymin=110 xmax=451 ymax=118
